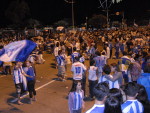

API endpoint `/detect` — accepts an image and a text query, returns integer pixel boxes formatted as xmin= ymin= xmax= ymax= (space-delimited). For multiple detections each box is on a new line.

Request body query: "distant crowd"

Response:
xmin=0 ymin=26 xmax=150 ymax=112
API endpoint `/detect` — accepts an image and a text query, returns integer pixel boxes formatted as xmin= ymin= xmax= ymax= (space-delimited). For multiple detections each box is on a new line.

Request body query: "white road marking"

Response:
xmin=10 ymin=80 xmax=55 ymax=103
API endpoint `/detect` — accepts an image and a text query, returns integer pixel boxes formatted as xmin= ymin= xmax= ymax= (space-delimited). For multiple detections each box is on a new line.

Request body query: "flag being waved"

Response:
xmin=0 ymin=40 xmax=37 ymax=62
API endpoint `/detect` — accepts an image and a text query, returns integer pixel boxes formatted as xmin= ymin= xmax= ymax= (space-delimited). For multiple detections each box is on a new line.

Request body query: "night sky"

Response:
xmin=0 ymin=0 xmax=150 ymax=26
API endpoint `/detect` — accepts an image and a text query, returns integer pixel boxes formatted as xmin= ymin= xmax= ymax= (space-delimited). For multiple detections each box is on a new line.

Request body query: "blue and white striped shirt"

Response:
xmin=73 ymin=92 xmax=83 ymax=110
xmin=13 ymin=67 xmax=24 ymax=84
xmin=121 ymin=100 xmax=144 ymax=113
xmin=56 ymin=55 xmax=65 ymax=66
xmin=86 ymin=104 xmax=105 ymax=113
xmin=98 ymin=75 xmax=120 ymax=89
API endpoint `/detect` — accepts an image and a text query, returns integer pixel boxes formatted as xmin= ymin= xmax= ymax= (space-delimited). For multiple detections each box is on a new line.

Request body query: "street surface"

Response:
xmin=0 ymin=43 xmax=119 ymax=113
xmin=0 ymin=53 xmax=96 ymax=113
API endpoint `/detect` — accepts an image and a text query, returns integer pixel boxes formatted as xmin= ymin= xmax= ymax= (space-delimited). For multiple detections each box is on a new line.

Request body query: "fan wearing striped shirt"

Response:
xmin=56 ymin=50 xmax=66 ymax=81
xmin=13 ymin=62 xmax=33 ymax=105
xmin=68 ymin=80 xmax=85 ymax=113
xmin=121 ymin=82 xmax=144 ymax=113
xmin=98 ymin=65 xmax=120 ymax=89
xmin=86 ymin=82 xmax=109 ymax=113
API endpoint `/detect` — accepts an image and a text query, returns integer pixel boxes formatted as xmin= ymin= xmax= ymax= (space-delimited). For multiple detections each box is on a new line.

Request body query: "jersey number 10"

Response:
xmin=75 ymin=67 xmax=81 ymax=74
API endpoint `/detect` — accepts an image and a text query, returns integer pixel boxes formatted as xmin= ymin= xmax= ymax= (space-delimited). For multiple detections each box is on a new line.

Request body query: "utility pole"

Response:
xmin=64 ymin=0 xmax=75 ymax=31
xmin=98 ymin=0 xmax=124 ymax=29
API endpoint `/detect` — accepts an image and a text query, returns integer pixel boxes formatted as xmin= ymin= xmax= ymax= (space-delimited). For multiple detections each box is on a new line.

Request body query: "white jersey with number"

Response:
xmin=71 ymin=62 xmax=86 ymax=80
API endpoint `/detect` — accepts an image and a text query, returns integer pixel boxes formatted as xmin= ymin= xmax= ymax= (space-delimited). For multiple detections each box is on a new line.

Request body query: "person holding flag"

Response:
xmin=13 ymin=61 xmax=33 ymax=105
xmin=0 ymin=40 xmax=37 ymax=105
xmin=23 ymin=61 xmax=37 ymax=104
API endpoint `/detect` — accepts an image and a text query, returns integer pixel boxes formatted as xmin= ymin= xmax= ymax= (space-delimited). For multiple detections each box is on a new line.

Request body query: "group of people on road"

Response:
xmin=48 ymin=27 xmax=150 ymax=113
xmin=1 ymin=26 xmax=150 ymax=112
xmin=13 ymin=61 xmax=36 ymax=105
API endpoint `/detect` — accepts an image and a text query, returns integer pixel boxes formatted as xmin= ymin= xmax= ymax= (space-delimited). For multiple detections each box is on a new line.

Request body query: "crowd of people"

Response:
xmin=47 ymin=27 xmax=150 ymax=113
xmin=0 ymin=26 xmax=150 ymax=112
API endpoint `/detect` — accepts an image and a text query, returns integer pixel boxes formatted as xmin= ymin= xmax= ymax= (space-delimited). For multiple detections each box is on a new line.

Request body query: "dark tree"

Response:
xmin=5 ymin=0 xmax=30 ymax=25
xmin=88 ymin=14 xmax=107 ymax=28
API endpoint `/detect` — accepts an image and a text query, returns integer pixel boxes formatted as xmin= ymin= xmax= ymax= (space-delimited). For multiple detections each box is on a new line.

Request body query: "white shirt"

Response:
xmin=71 ymin=62 xmax=86 ymax=80
xmin=54 ymin=47 xmax=59 ymax=57
xmin=88 ymin=66 xmax=98 ymax=81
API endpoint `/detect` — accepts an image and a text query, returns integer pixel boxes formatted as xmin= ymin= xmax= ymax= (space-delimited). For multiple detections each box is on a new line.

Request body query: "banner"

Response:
xmin=0 ymin=40 xmax=37 ymax=62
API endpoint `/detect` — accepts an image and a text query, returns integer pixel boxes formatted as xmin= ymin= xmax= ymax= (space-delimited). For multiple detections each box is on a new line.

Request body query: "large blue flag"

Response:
xmin=0 ymin=40 xmax=37 ymax=62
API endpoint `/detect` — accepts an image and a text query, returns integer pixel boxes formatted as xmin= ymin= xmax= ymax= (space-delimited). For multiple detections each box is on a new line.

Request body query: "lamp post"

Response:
xmin=64 ymin=0 xmax=75 ymax=31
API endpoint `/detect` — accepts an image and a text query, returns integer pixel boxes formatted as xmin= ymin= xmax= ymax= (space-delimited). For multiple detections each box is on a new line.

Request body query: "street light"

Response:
xmin=64 ymin=0 xmax=75 ymax=31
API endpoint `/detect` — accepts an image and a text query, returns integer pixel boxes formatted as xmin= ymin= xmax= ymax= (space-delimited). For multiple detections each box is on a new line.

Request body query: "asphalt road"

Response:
xmin=0 ymin=53 xmax=97 ymax=113
xmin=0 ymin=42 xmax=120 ymax=113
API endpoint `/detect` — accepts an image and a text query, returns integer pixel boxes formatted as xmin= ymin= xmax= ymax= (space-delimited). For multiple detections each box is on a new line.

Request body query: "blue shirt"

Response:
xmin=115 ymin=43 xmax=120 ymax=52
xmin=94 ymin=56 xmax=106 ymax=72
xmin=121 ymin=100 xmax=144 ymax=113
xmin=24 ymin=66 xmax=35 ymax=81
xmin=86 ymin=104 xmax=105 ymax=113
xmin=109 ymin=43 xmax=113 ymax=50
xmin=89 ymin=47 xmax=96 ymax=55
xmin=137 ymin=73 xmax=150 ymax=101
xmin=120 ymin=43 xmax=125 ymax=51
